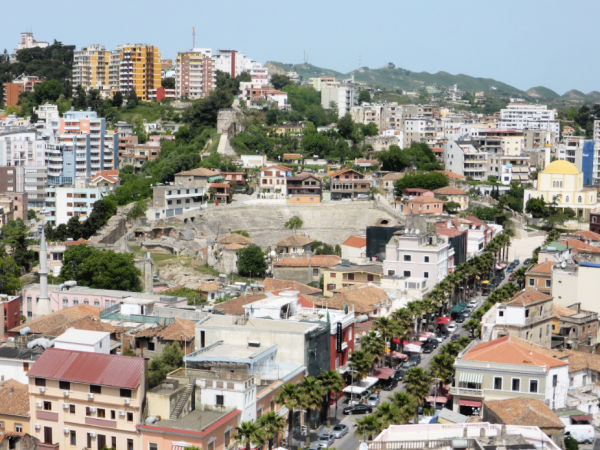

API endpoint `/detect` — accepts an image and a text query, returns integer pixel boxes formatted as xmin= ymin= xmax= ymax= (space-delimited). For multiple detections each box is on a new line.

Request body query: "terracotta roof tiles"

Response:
xmin=526 ymin=262 xmax=555 ymax=275
xmin=313 ymin=284 xmax=388 ymax=314
xmin=216 ymin=233 xmax=253 ymax=246
xmin=0 ymin=380 xmax=29 ymax=416
xmin=461 ymin=335 xmax=567 ymax=369
xmin=276 ymin=234 xmax=314 ymax=248
xmin=434 ymin=186 xmax=467 ymax=196
xmin=273 ymin=255 xmax=341 ymax=268
xmin=484 ymin=398 xmax=564 ymax=429
xmin=10 ymin=305 xmax=106 ymax=336
xmin=342 ymin=236 xmax=367 ymax=249
xmin=506 ymin=289 xmax=552 ymax=307
xmin=261 ymin=279 xmax=321 ymax=295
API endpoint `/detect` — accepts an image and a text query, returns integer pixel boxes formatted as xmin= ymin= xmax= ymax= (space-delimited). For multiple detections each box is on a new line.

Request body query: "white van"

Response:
xmin=564 ymin=425 xmax=594 ymax=444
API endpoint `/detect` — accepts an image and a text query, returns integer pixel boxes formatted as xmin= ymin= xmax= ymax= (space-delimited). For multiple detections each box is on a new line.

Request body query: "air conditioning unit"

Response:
xmin=63 ymin=403 xmax=70 ymax=410
xmin=63 ymin=428 xmax=70 ymax=434
xmin=89 ymin=407 xmax=96 ymax=413
xmin=124 ymin=398 xmax=130 ymax=405
xmin=36 ymin=401 xmax=43 ymax=408
xmin=118 ymin=410 xmax=125 ymax=417
xmin=34 ymin=424 xmax=40 ymax=431
xmin=63 ymin=390 xmax=69 ymax=397
xmin=88 ymin=393 xmax=94 ymax=400
xmin=38 ymin=387 xmax=45 ymax=394
xmin=90 ymin=432 xmax=97 ymax=438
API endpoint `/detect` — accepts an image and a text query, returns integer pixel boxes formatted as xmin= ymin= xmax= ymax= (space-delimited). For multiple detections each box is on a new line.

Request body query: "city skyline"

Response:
xmin=3 ymin=0 xmax=598 ymax=94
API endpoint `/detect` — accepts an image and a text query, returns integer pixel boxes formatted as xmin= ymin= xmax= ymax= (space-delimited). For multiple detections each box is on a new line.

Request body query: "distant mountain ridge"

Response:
xmin=266 ymin=62 xmax=598 ymax=106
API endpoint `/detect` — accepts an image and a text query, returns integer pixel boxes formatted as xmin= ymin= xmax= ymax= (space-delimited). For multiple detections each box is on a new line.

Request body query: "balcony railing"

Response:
xmin=449 ymin=386 xmax=483 ymax=397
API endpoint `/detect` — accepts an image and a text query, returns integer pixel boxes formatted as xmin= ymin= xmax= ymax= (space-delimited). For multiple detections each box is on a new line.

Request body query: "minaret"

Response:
xmin=36 ymin=228 xmax=51 ymax=317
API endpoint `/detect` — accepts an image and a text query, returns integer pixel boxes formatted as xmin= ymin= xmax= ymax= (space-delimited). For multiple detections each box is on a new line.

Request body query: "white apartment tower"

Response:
xmin=498 ymin=103 xmax=559 ymax=134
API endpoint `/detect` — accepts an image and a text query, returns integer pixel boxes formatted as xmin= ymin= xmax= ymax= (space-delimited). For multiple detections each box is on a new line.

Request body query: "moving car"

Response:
xmin=317 ymin=434 xmax=335 ymax=448
xmin=343 ymin=404 xmax=373 ymax=415
xmin=332 ymin=424 xmax=349 ymax=439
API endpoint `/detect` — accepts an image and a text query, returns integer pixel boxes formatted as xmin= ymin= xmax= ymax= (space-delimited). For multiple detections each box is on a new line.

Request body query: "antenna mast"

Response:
xmin=192 ymin=26 xmax=196 ymax=49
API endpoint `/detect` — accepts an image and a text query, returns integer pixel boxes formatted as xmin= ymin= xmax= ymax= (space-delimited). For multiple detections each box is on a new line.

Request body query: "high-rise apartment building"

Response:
xmin=498 ymin=103 xmax=560 ymax=134
xmin=3 ymin=75 xmax=43 ymax=106
xmin=113 ymin=44 xmax=161 ymax=101
xmin=72 ymin=45 xmax=112 ymax=96
xmin=175 ymin=48 xmax=216 ymax=99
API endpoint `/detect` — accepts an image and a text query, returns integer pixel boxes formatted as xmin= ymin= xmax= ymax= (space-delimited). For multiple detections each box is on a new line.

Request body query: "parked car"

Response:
xmin=394 ymin=368 xmax=406 ymax=381
xmin=455 ymin=315 xmax=465 ymax=324
xmin=343 ymin=404 xmax=373 ymax=415
xmin=450 ymin=334 xmax=460 ymax=342
xmin=446 ymin=323 xmax=458 ymax=333
xmin=422 ymin=343 xmax=433 ymax=353
xmin=523 ymin=258 xmax=531 ymax=265
xmin=427 ymin=338 xmax=439 ymax=348
xmin=332 ymin=424 xmax=349 ymax=439
xmin=382 ymin=378 xmax=398 ymax=391
xmin=513 ymin=259 xmax=520 ymax=265
xmin=408 ymin=354 xmax=421 ymax=365
xmin=318 ymin=434 xmax=335 ymax=448
xmin=468 ymin=299 xmax=478 ymax=308
xmin=506 ymin=267 xmax=514 ymax=273
xmin=367 ymin=393 xmax=380 ymax=407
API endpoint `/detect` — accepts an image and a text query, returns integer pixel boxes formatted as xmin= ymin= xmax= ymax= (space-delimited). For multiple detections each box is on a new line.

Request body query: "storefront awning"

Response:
xmin=458 ymin=400 xmax=482 ymax=407
xmin=425 ymin=396 xmax=447 ymax=404
xmin=391 ymin=351 xmax=408 ymax=360
xmin=459 ymin=372 xmax=483 ymax=384
xmin=403 ymin=343 xmax=422 ymax=353
xmin=571 ymin=414 xmax=593 ymax=422
xmin=372 ymin=367 xmax=395 ymax=379
xmin=451 ymin=303 xmax=467 ymax=313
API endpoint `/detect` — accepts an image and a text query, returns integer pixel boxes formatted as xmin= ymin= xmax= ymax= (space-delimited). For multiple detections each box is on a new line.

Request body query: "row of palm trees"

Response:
xmin=348 ymin=230 xmax=514 ymax=383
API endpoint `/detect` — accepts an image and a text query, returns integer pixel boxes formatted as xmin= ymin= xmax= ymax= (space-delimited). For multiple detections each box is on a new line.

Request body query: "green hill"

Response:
xmin=266 ymin=61 xmax=599 ymax=107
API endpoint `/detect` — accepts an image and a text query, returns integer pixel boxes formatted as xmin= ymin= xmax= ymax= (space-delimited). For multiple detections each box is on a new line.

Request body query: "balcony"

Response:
xmin=36 ymin=410 xmax=59 ymax=422
xmin=449 ymin=386 xmax=483 ymax=397
xmin=85 ymin=417 xmax=117 ymax=429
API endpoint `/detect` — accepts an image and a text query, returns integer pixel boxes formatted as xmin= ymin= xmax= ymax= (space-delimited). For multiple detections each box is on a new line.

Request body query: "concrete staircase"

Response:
xmin=170 ymin=383 xmax=194 ymax=420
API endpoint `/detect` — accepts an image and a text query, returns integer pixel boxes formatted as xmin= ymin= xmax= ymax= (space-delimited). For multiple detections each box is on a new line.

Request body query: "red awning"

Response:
xmin=409 ymin=340 xmax=423 ymax=346
xmin=391 ymin=351 xmax=408 ymax=360
xmin=425 ymin=396 xmax=447 ymax=404
xmin=372 ymin=367 xmax=395 ymax=379
xmin=392 ymin=337 xmax=402 ymax=344
xmin=458 ymin=400 xmax=482 ymax=407
xmin=436 ymin=316 xmax=451 ymax=325
xmin=571 ymin=414 xmax=593 ymax=422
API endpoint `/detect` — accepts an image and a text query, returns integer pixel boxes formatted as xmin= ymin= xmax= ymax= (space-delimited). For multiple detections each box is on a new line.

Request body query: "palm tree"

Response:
xmin=389 ymin=391 xmax=418 ymax=424
xmin=275 ymin=383 xmax=300 ymax=447
xmin=235 ymin=421 xmax=265 ymax=450
xmin=317 ymin=370 xmax=344 ymax=425
xmin=355 ymin=414 xmax=383 ymax=441
xmin=349 ymin=350 xmax=373 ymax=383
xmin=374 ymin=317 xmax=395 ymax=364
xmin=360 ymin=332 xmax=385 ymax=367
xmin=258 ymin=412 xmax=287 ymax=450
xmin=374 ymin=401 xmax=400 ymax=427
xmin=404 ymin=367 xmax=432 ymax=420
xmin=298 ymin=376 xmax=325 ymax=443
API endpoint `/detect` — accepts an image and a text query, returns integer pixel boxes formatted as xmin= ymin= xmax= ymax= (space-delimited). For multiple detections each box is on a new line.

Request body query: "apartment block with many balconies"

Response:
xmin=28 ymin=348 xmax=145 ymax=450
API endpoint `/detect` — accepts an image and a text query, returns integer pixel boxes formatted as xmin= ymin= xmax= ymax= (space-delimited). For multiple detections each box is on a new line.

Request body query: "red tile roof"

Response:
xmin=273 ymin=255 xmax=341 ymax=268
xmin=506 ymin=289 xmax=552 ymax=307
xmin=343 ymin=236 xmax=367 ymax=249
xmin=561 ymin=239 xmax=600 ymax=254
xmin=461 ymin=335 xmax=567 ymax=369
xmin=28 ymin=348 xmax=144 ymax=389
xmin=261 ymin=278 xmax=322 ymax=295
xmin=526 ymin=262 xmax=554 ymax=275
xmin=90 ymin=170 xmax=119 ymax=184
xmin=435 ymin=170 xmax=465 ymax=179
xmin=434 ymin=186 xmax=467 ymax=196
xmin=261 ymin=165 xmax=288 ymax=172
xmin=573 ymin=230 xmax=600 ymax=241
xmin=64 ymin=237 xmax=89 ymax=247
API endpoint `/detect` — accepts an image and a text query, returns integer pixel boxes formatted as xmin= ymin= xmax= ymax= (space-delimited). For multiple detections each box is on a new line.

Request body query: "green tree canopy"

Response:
xmin=270 ymin=74 xmax=292 ymax=90
xmin=394 ymin=171 xmax=449 ymax=195
xmin=284 ymin=216 xmax=303 ymax=232
xmin=379 ymin=143 xmax=442 ymax=172
xmin=236 ymin=244 xmax=267 ymax=277
xmin=358 ymin=90 xmax=371 ymax=104
xmin=59 ymin=245 xmax=142 ymax=291
xmin=148 ymin=342 xmax=183 ymax=388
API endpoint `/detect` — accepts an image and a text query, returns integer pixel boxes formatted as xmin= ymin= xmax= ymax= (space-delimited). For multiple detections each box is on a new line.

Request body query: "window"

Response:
xmin=525 ymin=309 xmax=530 ymax=318
xmin=403 ymin=271 xmax=411 ymax=277
xmin=111 ymin=437 xmax=117 ymax=449
xmin=529 ymin=379 xmax=538 ymax=393
xmin=111 ymin=410 xmax=115 ymax=419
xmin=326 ymin=284 xmax=336 ymax=291
xmin=127 ymin=412 xmax=133 ymax=422
xmin=347 ymin=273 xmax=355 ymax=281
xmin=69 ymin=404 xmax=75 ymax=414
xmin=545 ymin=279 xmax=551 ymax=288
xmin=387 ymin=270 xmax=395 ymax=276
xmin=120 ymin=389 xmax=132 ymax=398
xmin=367 ymin=274 xmax=374 ymax=282
xmin=529 ymin=278 xmax=534 ymax=286
xmin=424 ymin=272 xmax=429 ymax=278
xmin=59 ymin=381 xmax=70 ymax=390
xmin=403 ymin=255 xmax=412 ymax=262
xmin=424 ymin=256 xmax=430 ymax=263
xmin=43 ymin=401 xmax=51 ymax=411
xmin=70 ymin=430 xmax=76 ymax=446
xmin=494 ymin=377 xmax=502 ymax=390
xmin=511 ymin=378 xmax=520 ymax=392
xmin=216 ymin=394 xmax=224 ymax=406
xmin=87 ymin=434 xmax=92 ymax=449
xmin=330 ymin=273 xmax=336 ymax=278
xmin=35 ymin=378 xmax=46 ymax=387
xmin=23 ymin=362 xmax=29 ymax=372
xmin=224 ymin=428 xmax=232 ymax=447
xmin=97 ymin=408 xmax=106 ymax=418
xmin=149 ymin=444 xmax=158 ymax=450
xmin=15 ymin=424 xmax=22 ymax=433
xmin=62 ymin=299 xmax=68 ymax=306
xmin=147 ymin=341 xmax=155 ymax=351
xmin=86 ymin=407 xmax=93 ymax=416
xmin=313 ymin=268 xmax=319 ymax=276
xmin=90 ymin=385 xmax=101 ymax=394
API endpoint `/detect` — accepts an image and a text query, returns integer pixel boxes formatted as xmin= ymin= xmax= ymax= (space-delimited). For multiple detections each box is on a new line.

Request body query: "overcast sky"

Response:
xmin=6 ymin=0 xmax=598 ymax=94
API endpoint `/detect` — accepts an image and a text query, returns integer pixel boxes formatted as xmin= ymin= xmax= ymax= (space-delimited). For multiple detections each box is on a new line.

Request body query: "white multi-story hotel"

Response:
xmin=498 ymin=103 xmax=559 ymax=134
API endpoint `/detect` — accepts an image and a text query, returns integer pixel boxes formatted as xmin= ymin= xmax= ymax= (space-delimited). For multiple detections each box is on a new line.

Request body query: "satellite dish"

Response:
xmin=561 ymin=261 xmax=566 ymax=269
